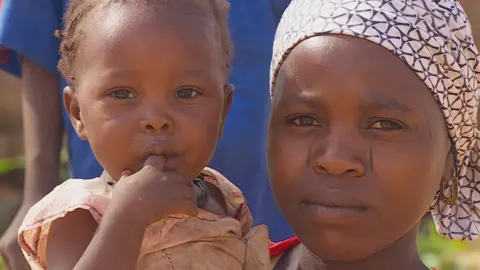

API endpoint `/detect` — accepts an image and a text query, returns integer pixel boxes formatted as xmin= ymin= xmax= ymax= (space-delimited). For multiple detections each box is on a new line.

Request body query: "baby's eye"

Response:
xmin=288 ymin=115 xmax=320 ymax=126
xmin=176 ymin=87 xmax=201 ymax=99
xmin=108 ymin=89 xmax=136 ymax=99
xmin=369 ymin=119 xmax=405 ymax=130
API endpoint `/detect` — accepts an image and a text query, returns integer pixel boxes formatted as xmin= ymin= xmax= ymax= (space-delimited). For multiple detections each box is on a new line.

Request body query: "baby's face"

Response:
xmin=64 ymin=5 xmax=232 ymax=181
xmin=268 ymin=35 xmax=451 ymax=260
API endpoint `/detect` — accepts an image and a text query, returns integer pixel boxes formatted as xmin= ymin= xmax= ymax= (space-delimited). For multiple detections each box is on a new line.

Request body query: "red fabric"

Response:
xmin=0 ymin=0 xmax=8 ymax=64
xmin=0 ymin=46 xmax=9 ymax=64
xmin=269 ymin=236 xmax=301 ymax=257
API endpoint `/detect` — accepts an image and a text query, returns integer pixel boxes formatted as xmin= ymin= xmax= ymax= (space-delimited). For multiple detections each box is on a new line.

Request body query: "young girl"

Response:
xmin=267 ymin=0 xmax=480 ymax=269
xmin=17 ymin=1 xmax=269 ymax=269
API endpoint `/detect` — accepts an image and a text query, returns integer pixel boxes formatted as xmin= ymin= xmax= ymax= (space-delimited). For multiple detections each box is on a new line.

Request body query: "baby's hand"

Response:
xmin=111 ymin=155 xmax=199 ymax=227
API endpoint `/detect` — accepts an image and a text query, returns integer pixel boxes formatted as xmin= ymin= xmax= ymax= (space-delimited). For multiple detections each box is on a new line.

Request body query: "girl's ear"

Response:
xmin=441 ymin=147 xmax=455 ymax=183
xmin=218 ymin=83 xmax=234 ymax=138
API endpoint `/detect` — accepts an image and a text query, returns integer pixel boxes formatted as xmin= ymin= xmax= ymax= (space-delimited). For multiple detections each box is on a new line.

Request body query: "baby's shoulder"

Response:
xmin=21 ymin=177 xmax=111 ymax=229
xmin=201 ymin=167 xmax=244 ymax=202
xmin=201 ymin=168 xmax=247 ymax=211
xmin=200 ymin=168 xmax=254 ymax=231
xmin=18 ymin=177 xmax=111 ymax=269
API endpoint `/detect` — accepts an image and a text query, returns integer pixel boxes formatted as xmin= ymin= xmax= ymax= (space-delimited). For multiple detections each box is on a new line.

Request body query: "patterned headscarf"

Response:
xmin=270 ymin=0 xmax=480 ymax=240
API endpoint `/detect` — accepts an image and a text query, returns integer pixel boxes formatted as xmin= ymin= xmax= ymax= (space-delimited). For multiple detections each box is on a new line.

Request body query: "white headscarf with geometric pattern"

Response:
xmin=270 ymin=0 xmax=480 ymax=240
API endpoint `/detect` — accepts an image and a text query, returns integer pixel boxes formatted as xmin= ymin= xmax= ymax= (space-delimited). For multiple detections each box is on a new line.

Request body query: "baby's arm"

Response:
xmin=46 ymin=205 xmax=146 ymax=270
xmin=46 ymin=210 xmax=97 ymax=269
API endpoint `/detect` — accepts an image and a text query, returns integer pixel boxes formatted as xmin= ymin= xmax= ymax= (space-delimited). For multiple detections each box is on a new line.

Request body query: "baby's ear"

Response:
xmin=218 ymin=83 xmax=234 ymax=138
xmin=63 ymin=86 xmax=87 ymax=140
xmin=222 ymin=83 xmax=234 ymax=116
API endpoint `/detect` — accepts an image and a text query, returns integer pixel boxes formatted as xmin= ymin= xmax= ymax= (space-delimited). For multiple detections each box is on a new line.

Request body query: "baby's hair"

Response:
xmin=55 ymin=0 xmax=232 ymax=83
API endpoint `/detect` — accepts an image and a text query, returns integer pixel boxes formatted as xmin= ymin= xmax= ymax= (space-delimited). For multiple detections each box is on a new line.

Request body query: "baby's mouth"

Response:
xmin=142 ymin=152 xmax=181 ymax=171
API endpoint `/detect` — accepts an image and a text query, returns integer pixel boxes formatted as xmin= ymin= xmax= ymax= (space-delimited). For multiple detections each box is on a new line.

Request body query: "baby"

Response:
xmin=17 ymin=1 xmax=269 ymax=269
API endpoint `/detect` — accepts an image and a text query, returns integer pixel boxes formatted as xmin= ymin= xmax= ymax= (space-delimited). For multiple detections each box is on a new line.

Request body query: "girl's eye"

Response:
xmin=176 ymin=87 xmax=201 ymax=99
xmin=288 ymin=115 xmax=320 ymax=126
xmin=109 ymin=89 xmax=136 ymax=99
xmin=370 ymin=119 xmax=405 ymax=130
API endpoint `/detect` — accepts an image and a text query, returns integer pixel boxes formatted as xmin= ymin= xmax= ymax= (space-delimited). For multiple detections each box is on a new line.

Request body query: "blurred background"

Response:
xmin=0 ymin=0 xmax=479 ymax=269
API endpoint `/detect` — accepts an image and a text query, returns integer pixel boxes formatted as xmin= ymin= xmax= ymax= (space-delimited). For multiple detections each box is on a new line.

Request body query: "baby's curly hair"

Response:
xmin=55 ymin=0 xmax=232 ymax=83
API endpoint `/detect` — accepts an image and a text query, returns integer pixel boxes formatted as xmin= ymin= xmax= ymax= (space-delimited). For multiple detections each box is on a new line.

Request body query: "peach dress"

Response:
xmin=18 ymin=168 xmax=269 ymax=270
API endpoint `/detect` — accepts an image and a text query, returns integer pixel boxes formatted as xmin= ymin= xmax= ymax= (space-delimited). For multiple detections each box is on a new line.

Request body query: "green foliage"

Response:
xmin=418 ymin=218 xmax=470 ymax=270
xmin=0 ymin=157 xmax=23 ymax=175
xmin=0 ymin=154 xmax=69 ymax=183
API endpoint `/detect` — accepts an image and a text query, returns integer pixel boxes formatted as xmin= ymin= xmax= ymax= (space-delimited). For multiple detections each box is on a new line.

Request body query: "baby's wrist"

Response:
xmin=105 ymin=201 xmax=152 ymax=230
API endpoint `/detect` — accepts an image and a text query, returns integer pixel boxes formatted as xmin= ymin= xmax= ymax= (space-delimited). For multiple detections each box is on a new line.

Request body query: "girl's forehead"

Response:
xmin=278 ymin=35 xmax=419 ymax=88
xmin=279 ymin=35 xmax=398 ymax=76
xmin=274 ymin=35 xmax=442 ymax=120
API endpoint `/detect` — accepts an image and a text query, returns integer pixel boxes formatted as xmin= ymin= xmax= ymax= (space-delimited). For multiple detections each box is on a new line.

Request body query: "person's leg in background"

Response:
xmin=0 ymin=2 xmax=103 ymax=269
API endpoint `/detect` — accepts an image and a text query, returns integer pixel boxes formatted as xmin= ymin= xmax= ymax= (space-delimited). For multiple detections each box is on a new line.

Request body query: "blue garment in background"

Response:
xmin=0 ymin=0 xmax=293 ymax=241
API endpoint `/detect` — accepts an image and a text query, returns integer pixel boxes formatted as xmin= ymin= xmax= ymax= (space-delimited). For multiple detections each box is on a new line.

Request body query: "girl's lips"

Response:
xmin=301 ymin=200 xmax=370 ymax=225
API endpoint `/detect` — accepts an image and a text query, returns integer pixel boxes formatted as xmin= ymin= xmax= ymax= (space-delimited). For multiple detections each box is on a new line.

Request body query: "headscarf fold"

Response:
xmin=270 ymin=0 xmax=480 ymax=240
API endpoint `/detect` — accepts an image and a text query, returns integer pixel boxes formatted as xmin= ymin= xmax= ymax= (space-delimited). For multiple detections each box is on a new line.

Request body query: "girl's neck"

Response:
xmin=296 ymin=226 xmax=427 ymax=270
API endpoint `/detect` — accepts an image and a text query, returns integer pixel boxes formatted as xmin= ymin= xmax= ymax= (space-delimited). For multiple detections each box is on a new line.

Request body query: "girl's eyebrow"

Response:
xmin=283 ymin=91 xmax=412 ymax=113
xmin=358 ymin=95 xmax=413 ymax=113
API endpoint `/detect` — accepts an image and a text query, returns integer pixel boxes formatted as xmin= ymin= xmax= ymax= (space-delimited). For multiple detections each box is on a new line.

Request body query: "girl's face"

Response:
xmin=64 ymin=4 xmax=232 ymax=181
xmin=268 ymin=35 xmax=452 ymax=260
